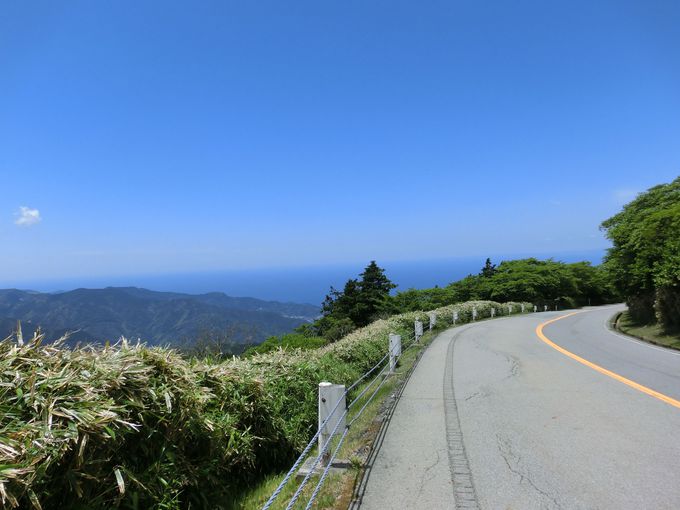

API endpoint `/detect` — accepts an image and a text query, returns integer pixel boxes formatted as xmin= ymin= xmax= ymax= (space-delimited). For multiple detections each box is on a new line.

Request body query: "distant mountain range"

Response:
xmin=0 ymin=287 xmax=320 ymax=346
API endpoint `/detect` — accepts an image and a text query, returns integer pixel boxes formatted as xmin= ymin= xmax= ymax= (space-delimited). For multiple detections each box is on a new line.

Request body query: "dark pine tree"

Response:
xmin=480 ymin=258 xmax=497 ymax=278
xmin=354 ymin=261 xmax=396 ymax=326
xmin=321 ymin=286 xmax=342 ymax=317
xmin=317 ymin=261 xmax=397 ymax=333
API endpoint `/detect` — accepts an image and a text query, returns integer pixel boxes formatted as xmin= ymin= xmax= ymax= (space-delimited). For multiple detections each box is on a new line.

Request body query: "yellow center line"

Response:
xmin=536 ymin=311 xmax=680 ymax=410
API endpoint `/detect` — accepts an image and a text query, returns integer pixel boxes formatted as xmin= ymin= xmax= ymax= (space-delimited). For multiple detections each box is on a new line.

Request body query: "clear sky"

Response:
xmin=2 ymin=1 xmax=679 ymax=288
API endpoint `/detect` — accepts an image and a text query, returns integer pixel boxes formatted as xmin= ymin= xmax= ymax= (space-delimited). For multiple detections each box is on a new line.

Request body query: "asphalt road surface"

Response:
xmin=354 ymin=305 xmax=680 ymax=510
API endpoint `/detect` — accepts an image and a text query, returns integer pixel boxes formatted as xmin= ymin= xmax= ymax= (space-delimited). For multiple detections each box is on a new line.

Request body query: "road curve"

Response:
xmin=354 ymin=305 xmax=680 ymax=510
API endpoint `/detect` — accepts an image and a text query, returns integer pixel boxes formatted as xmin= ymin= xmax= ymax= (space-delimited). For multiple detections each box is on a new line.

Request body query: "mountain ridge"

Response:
xmin=0 ymin=287 xmax=320 ymax=346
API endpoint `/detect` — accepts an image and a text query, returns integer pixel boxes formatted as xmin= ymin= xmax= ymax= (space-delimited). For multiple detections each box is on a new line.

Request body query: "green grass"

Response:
xmin=616 ymin=311 xmax=680 ymax=350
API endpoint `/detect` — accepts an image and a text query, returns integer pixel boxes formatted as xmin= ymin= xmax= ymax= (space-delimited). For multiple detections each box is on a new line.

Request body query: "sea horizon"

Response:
xmin=3 ymin=249 xmax=607 ymax=305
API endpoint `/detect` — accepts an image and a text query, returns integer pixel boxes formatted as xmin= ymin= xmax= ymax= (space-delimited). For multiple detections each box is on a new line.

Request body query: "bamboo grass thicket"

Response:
xmin=0 ymin=300 xmax=532 ymax=509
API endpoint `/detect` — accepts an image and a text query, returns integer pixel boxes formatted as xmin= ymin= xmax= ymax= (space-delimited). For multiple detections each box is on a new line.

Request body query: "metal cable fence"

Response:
xmin=262 ymin=303 xmax=538 ymax=509
xmin=261 ymin=329 xmax=419 ymax=510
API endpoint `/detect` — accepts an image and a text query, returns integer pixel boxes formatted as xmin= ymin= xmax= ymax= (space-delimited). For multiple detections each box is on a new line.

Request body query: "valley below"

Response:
xmin=0 ymin=287 xmax=319 ymax=347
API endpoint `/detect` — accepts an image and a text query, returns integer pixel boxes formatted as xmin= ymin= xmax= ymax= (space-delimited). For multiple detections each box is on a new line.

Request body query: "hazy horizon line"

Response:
xmin=1 ymin=248 xmax=607 ymax=305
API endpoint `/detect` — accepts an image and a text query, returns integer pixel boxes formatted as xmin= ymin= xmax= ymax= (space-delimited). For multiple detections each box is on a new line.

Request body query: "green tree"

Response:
xmin=389 ymin=257 xmax=616 ymax=314
xmin=314 ymin=315 xmax=356 ymax=342
xmin=321 ymin=280 xmax=361 ymax=320
xmin=446 ymin=274 xmax=483 ymax=302
xmin=480 ymin=258 xmax=497 ymax=278
xmin=314 ymin=261 xmax=396 ymax=338
xmin=390 ymin=286 xmax=452 ymax=312
xmin=354 ymin=261 xmax=397 ymax=325
xmin=601 ymin=177 xmax=680 ymax=331
xmin=564 ymin=261 xmax=617 ymax=306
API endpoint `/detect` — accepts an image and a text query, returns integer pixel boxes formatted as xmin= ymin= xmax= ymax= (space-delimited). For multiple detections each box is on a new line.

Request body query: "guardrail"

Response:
xmin=262 ymin=303 xmax=539 ymax=509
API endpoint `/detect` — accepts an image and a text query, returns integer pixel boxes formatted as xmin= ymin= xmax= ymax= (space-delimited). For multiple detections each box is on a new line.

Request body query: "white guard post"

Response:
xmin=453 ymin=310 xmax=459 ymax=325
xmin=389 ymin=333 xmax=402 ymax=373
xmin=521 ymin=304 xmax=525 ymax=313
xmin=428 ymin=312 xmax=436 ymax=330
xmin=490 ymin=307 xmax=495 ymax=318
xmin=533 ymin=305 xmax=537 ymax=312
xmin=318 ymin=382 xmax=346 ymax=466
xmin=414 ymin=320 xmax=423 ymax=342
xmin=472 ymin=307 xmax=477 ymax=321
xmin=508 ymin=305 xmax=513 ymax=315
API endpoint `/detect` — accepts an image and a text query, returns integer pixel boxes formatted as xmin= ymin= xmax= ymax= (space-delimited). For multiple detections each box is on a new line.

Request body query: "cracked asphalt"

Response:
xmin=356 ymin=305 xmax=680 ymax=509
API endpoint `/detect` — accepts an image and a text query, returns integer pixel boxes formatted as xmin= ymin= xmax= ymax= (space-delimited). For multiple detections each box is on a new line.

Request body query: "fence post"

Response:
xmin=389 ymin=333 xmax=401 ymax=373
xmin=453 ymin=310 xmax=458 ymax=325
xmin=428 ymin=312 xmax=436 ymax=330
xmin=472 ymin=306 xmax=477 ymax=321
xmin=318 ymin=382 xmax=346 ymax=466
xmin=414 ymin=320 xmax=423 ymax=342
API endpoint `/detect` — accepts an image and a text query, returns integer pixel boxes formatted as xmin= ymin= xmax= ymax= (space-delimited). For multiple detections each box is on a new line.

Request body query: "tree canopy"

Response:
xmin=312 ymin=261 xmax=396 ymax=340
xmin=480 ymin=258 xmax=497 ymax=278
xmin=390 ymin=258 xmax=616 ymax=312
xmin=601 ymin=177 xmax=680 ymax=331
xmin=306 ymin=256 xmax=618 ymax=342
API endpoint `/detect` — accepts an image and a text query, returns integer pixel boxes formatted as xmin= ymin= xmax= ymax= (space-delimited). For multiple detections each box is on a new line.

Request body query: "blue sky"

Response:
xmin=1 ymin=1 xmax=679 ymax=291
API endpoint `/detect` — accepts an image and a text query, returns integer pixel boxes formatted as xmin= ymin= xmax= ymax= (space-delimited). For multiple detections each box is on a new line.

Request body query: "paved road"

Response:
xmin=354 ymin=306 xmax=680 ymax=509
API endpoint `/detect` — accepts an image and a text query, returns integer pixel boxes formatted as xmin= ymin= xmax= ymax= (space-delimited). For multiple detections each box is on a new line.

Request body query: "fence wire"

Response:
xmin=304 ymin=428 xmax=350 ymax=510
xmin=284 ymin=404 xmax=350 ymax=510
xmin=262 ymin=305 xmax=535 ymax=509
xmin=261 ymin=327 xmax=422 ymax=510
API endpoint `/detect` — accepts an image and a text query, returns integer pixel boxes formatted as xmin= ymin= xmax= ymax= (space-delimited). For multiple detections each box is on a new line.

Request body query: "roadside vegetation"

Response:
xmin=0 ymin=224 xmax=632 ymax=509
xmin=278 ymin=258 xmax=617 ymax=349
xmin=602 ymin=176 xmax=680 ymax=340
xmin=389 ymin=258 xmax=616 ymax=312
xmin=615 ymin=311 xmax=680 ymax=351
xmin=0 ymin=300 xmax=529 ymax=510
xmin=234 ymin=328 xmax=438 ymax=510
xmin=242 ymin=333 xmax=327 ymax=356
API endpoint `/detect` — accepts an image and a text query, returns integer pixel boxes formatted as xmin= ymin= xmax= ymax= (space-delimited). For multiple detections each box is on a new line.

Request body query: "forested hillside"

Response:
xmin=0 ymin=288 xmax=318 ymax=347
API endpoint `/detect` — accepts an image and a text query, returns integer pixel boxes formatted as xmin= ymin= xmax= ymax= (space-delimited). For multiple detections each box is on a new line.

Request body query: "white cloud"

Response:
xmin=14 ymin=206 xmax=42 ymax=227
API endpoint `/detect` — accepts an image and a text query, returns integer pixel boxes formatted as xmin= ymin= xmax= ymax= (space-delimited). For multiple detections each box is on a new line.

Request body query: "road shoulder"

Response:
xmin=353 ymin=328 xmax=456 ymax=509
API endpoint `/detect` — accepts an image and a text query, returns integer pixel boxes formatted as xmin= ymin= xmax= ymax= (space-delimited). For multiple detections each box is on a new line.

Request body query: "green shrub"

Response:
xmin=242 ymin=333 xmax=328 ymax=357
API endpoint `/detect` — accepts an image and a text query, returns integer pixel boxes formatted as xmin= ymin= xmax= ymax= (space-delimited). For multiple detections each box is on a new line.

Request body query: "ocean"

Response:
xmin=11 ymin=250 xmax=607 ymax=305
